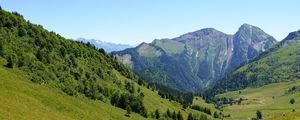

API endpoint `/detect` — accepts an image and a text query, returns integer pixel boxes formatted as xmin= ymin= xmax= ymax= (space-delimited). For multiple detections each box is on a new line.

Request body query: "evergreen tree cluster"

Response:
xmin=150 ymin=109 xmax=184 ymax=120
xmin=190 ymin=105 xmax=211 ymax=115
xmin=187 ymin=113 xmax=209 ymax=120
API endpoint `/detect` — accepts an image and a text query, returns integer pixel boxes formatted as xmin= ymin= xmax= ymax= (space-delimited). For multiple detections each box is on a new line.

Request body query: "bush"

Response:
xmin=290 ymin=98 xmax=295 ymax=104
xmin=256 ymin=110 xmax=262 ymax=120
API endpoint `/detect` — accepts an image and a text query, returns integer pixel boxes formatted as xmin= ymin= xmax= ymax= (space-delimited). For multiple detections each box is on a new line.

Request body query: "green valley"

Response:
xmin=1 ymin=2 xmax=300 ymax=120
xmin=216 ymin=81 xmax=300 ymax=120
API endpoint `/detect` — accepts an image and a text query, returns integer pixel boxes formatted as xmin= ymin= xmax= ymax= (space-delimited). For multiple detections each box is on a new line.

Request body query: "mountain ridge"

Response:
xmin=114 ymin=24 xmax=277 ymax=92
xmin=204 ymin=29 xmax=300 ymax=97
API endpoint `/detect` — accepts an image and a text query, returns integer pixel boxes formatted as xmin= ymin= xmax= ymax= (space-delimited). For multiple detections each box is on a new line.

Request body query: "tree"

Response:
xmin=177 ymin=111 xmax=184 ymax=120
xmin=187 ymin=113 xmax=193 ymax=120
xmin=213 ymin=111 xmax=219 ymax=118
xmin=125 ymin=82 xmax=135 ymax=93
xmin=166 ymin=109 xmax=171 ymax=118
xmin=126 ymin=105 xmax=131 ymax=115
xmin=200 ymin=114 xmax=208 ymax=120
xmin=110 ymin=93 xmax=119 ymax=106
xmin=256 ymin=110 xmax=262 ymax=120
xmin=155 ymin=109 xmax=160 ymax=119
xmin=6 ymin=53 xmax=18 ymax=68
xmin=172 ymin=111 xmax=176 ymax=120
xmin=290 ymin=98 xmax=295 ymax=104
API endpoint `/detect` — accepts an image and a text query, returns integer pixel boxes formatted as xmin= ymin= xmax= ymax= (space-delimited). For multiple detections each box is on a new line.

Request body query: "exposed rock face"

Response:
xmin=228 ymin=24 xmax=277 ymax=73
xmin=114 ymin=24 xmax=277 ymax=92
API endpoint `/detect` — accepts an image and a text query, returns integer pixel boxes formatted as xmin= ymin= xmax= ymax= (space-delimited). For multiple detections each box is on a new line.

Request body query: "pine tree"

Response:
xmin=166 ymin=109 xmax=171 ymax=117
xmin=187 ymin=113 xmax=193 ymax=120
xmin=155 ymin=109 xmax=160 ymax=119
xmin=177 ymin=111 xmax=183 ymax=120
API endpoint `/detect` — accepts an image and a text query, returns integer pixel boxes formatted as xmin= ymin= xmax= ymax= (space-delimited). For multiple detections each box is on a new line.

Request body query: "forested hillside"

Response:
xmin=0 ymin=8 xmax=215 ymax=120
xmin=0 ymin=7 xmax=153 ymax=116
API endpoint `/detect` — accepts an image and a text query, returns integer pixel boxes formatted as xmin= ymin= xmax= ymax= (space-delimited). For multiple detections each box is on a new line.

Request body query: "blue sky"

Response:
xmin=1 ymin=0 xmax=300 ymax=45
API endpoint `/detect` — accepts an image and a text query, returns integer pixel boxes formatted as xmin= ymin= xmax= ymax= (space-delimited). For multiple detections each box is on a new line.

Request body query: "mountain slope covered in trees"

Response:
xmin=114 ymin=24 xmax=277 ymax=92
xmin=0 ymin=8 xmax=215 ymax=120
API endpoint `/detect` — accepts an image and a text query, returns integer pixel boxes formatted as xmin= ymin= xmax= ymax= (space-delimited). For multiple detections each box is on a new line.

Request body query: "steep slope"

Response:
xmin=204 ymin=29 xmax=300 ymax=97
xmin=114 ymin=24 xmax=277 ymax=92
xmin=0 ymin=63 xmax=214 ymax=120
xmin=76 ymin=38 xmax=133 ymax=52
xmin=0 ymin=8 xmax=149 ymax=117
xmin=0 ymin=9 xmax=213 ymax=119
xmin=0 ymin=65 xmax=146 ymax=120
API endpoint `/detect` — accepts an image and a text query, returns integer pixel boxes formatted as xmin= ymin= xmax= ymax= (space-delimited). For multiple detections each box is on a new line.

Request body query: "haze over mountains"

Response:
xmin=76 ymin=38 xmax=133 ymax=52
xmin=114 ymin=24 xmax=277 ymax=92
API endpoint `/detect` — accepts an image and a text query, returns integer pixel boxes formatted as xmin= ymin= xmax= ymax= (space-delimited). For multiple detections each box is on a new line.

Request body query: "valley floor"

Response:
xmin=216 ymin=81 xmax=300 ymax=120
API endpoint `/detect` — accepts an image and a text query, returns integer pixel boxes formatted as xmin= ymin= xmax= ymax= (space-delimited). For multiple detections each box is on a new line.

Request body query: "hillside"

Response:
xmin=0 ymin=8 xmax=215 ymax=120
xmin=0 ymin=61 xmax=217 ymax=120
xmin=0 ymin=64 xmax=145 ymax=120
xmin=216 ymin=81 xmax=300 ymax=120
xmin=204 ymin=30 xmax=300 ymax=97
xmin=114 ymin=24 xmax=277 ymax=92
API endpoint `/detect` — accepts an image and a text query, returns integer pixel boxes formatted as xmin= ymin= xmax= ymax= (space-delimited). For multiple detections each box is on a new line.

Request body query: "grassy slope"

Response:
xmin=152 ymin=39 xmax=185 ymax=55
xmin=0 ymin=66 xmax=147 ymax=120
xmin=216 ymin=81 xmax=300 ymax=120
xmin=130 ymin=72 xmax=214 ymax=119
xmin=193 ymin=96 xmax=218 ymax=113
xmin=0 ymin=63 xmax=212 ymax=120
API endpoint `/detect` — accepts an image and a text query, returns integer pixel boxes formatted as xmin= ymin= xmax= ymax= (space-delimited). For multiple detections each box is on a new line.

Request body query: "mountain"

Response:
xmin=0 ymin=8 xmax=213 ymax=119
xmin=204 ymin=29 xmax=300 ymax=97
xmin=76 ymin=38 xmax=133 ymax=52
xmin=114 ymin=24 xmax=277 ymax=92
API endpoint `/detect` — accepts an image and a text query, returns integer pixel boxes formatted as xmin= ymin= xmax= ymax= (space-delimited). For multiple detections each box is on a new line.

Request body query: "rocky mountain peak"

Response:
xmin=283 ymin=29 xmax=300 ymax=41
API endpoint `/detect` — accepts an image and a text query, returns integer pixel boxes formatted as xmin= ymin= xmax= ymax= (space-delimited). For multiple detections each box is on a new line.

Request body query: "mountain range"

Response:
xmin=114 ymin=24 xmax=277 ymax=92
xmin=76 ymin=38 xmax=133 ymax=52
xmin=204 ymin=29 xmax=300 ymax=97
xmin=1 ymin=7 xmax=300 ymax=120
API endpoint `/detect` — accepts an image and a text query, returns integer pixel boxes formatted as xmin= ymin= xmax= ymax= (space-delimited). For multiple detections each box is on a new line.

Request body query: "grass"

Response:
xmin=216 ymin=81 xmax=300 ymax=120
xmin=152 ymin=39 xmax=185 ymax=55
xmin=0 ymin=66 xmax=147 ymax=120
xmin=0 ymin=64 xmax=213 ymax=120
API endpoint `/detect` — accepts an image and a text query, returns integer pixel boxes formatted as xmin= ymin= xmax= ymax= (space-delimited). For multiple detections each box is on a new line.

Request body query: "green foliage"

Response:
xmin=177 ymin=111 xmax=184 ymax=120
xmin=0 ymin=66 xmax=148 ymax=120
xmin=290 ymin=98 xmax=295 ymax=104
xmin=286 ymin=86 xmax=300 ymax=94
xmin=256 ymin=110 xmax=262 ymax=119
xmin=0 ymin=9 xmax=148 ymax=116
xmin=187 ymin=113 xmax=193 ymax=120
xmin=186 ymin=113 xmax=209 ymax=120
xmin=110 ymin=92 xmax=147 ymax=116
xmin=155 ymin=109 xmax=160 ymax=119
xmin=190 ymin=105 xmax=211 ymax=115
